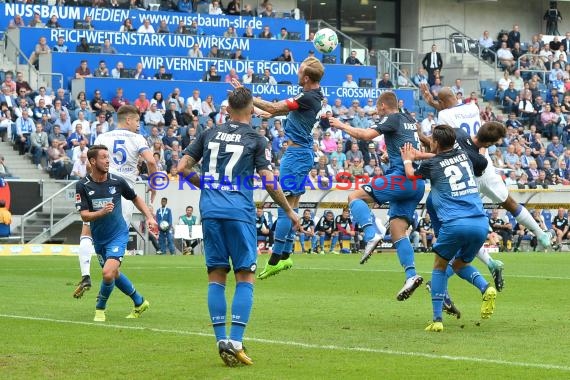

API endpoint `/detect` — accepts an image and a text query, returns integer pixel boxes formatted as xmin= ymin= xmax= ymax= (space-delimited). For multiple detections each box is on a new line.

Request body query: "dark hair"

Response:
xmin=228 ymin=87 xmax=253 ymax=111
xmin=432 ymin=125 xmax=456 ymax=150
xmin=161 ymin=197 xmax=167 ymax=201
xmin=477 ymin=121 xmax=507 ymax=145
xmin=87 ymin=144 xmax=108 ymax=162
xmin=0 ymin=199 xmax=5 ymax=208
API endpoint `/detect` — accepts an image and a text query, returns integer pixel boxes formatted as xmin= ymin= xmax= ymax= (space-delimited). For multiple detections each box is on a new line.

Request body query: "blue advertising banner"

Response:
xmin=0 ymin=3 xmax=306 ymax=36
xmin=18 ymin=27 xmax=339 ymax=64
xmin=50 ymin=52 xmax=377 ymax=89
xmin=78 ymin=78 xmax=415 ymax=110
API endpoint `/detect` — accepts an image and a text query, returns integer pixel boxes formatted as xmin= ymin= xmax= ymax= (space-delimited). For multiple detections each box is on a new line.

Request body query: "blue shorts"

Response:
xmin=203 ymin=219 xmax=257 ymax=273
xmin=279 ymin=146 xmax=314 ymax=197
xmin=425 ymin=193 xmax=442 ymax=237
xmin=363 ymin=173 xmax=425 ymax=224
xmin=94 ymin=236 xmax=128 ymax=267
xmin=432 ymin=217 xmax=488 ymax=262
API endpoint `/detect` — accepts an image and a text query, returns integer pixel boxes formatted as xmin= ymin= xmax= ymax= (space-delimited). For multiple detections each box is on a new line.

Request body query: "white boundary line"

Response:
xmin=1 ymin=313 xmax=569 ymax=372
xmin=3 ymin=265 xmax=570 ymax=281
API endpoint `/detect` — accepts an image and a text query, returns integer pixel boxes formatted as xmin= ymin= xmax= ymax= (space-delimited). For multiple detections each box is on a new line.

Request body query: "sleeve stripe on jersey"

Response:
xmin=285 ymin=98 xmax=300 ymax=111
xmin=138 ymin=146 xmax=150 ymax=154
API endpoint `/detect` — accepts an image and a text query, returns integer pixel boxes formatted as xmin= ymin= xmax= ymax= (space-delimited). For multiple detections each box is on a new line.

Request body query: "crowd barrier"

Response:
xmin=0 ymin=3 xmax=306 ymax=37
xmin=11 ymin=27 xmax=339 ymax=67
xmin=46 ymin=52 xmax=377 ymax=90
xmin=73 ymin=77 xmax=416 ymax=109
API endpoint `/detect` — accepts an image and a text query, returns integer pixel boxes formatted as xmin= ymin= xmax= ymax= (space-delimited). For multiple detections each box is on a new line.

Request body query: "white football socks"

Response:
xmin=79 ymin=236 xmax=94 ymax=277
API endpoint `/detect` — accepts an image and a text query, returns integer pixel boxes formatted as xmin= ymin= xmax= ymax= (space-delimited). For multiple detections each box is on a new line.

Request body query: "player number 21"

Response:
xmin=444 ymin=162 xmax=476 ymax=191
xmin=206 ymin=142 xmax=244 ymax=181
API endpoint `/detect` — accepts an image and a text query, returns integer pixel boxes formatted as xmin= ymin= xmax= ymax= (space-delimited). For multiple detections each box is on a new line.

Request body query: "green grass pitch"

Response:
xmin=1 ymin=253 xmax=570 ymax=379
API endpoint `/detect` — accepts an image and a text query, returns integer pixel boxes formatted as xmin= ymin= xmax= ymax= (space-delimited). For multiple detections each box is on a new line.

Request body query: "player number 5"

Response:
xmin=112 ymin=139 xmax=127 ymax=165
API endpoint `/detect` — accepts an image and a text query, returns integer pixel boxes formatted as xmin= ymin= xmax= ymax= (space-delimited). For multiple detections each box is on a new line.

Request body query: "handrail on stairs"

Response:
xmin=420 ymin=24 xmax=499 ymax=81
xmin=20 ymin=180 xmax=77 ymax=244
xmin=3 ymin=31 xmax=64 ymax=90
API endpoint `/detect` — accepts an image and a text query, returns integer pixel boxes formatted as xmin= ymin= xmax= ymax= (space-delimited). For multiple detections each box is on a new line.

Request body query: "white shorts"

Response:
xmin=476 ymin=156 xmax=509 ymax=204
xmin=121 ymin=197 xmax=135 ymax=227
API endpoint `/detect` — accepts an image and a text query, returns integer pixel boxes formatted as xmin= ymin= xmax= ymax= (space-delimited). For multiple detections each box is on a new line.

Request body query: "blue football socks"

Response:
xmin=208 ymin=282 xmax=227 ymax=342
xmin=96 ymin=280 xmax=115 ymax=310
xmin=229 ymin=282 xmax=254 ymax=344
xmin=394 ymin=237 xmax=416 ymax=279
xmin=456 ymin=265 xmax=489 ymax=293
xmin=115 ymin=273 xmax=144 ymax=306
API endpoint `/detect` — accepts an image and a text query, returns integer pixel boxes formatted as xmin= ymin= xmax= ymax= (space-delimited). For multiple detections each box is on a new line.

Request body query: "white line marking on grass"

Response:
xmin=1 ymin=313 xmax=569 ymax=372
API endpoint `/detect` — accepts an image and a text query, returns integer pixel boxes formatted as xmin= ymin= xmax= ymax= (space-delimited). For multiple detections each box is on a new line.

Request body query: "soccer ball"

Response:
xmin=313 ymin=28 xmax=339 ymax=54
xmin=159 ymin=220 xmax=170 ymax=232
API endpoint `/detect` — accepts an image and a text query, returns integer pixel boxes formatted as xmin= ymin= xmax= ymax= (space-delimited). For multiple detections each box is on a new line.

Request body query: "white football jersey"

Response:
xmin=437 ymin=102 xmax=481 ymax=137
xmin=94 ymin=129 xmax=150 ymax=187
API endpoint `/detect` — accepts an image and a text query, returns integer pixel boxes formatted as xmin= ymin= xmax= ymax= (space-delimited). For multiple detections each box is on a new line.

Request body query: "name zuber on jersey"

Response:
xmin=214 ymin=130 xmax=242 ymax=143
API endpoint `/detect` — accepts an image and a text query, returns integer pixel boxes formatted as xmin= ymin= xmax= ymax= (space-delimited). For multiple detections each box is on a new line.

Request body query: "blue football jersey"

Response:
xmin=75 ymin=174 xmax=137 ymax=246
xmin=454 ymin=127 xmax=488 ymax=177
xmin=373 ymin=112 xmax=420 ymax=175
xmin=415 ymin=148 xmax=486 ymax=223
xmin=283 ymin=88 xmax=324 ymax=148
xmin=184 ymin=120 xmax=272 ymax=224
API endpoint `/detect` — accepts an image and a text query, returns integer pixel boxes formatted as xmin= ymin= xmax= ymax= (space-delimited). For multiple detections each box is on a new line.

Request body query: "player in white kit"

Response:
xmin=421 ymin=86 xmax=552 ymax=291
xmin=73 ymin=105 xmax=157 ymax=298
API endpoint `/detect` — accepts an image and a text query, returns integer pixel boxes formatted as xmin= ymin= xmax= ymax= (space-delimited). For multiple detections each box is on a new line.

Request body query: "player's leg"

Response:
xmin=420 ymin=231 xmax=428 ymax=252
xmin=259 ymin=147 xmax=312 ymax=279
xmin=94 ymin=249 xmax=121 ymax=322
xmin=224 ymin=220 xmax=256 ymax=366
xmin=451 ymin=218 xmax=497 ymax=319
xmin=501 ymin=196 xmax=551 ymax=249
xmin=425 ymin=252 xmax=449 ymax=332
xmin=202 ymin=219 xmax=231 ymax=360
xmin=347 ymin=188 xmax=383 ymax=264
xmin=74 ymin=223 xmax=95 ymax=298
xmin=329 ymin=231 xmax=339 ymax=254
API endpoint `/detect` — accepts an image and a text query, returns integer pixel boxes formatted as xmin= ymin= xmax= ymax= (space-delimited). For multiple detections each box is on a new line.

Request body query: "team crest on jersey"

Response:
xmin=108 ymin=186 xmax=116 ymax=195
xmin=377 ymin=116 xmax=388 ymax=125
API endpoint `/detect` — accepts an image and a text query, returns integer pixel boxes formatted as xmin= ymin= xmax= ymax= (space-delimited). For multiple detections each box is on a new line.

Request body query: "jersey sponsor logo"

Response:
xmin=88 ymin=190 xmax=95 ymax=195
xmin=250 ymin=263 xmax=257 ymax=272
xmin=92 ymin=197 xmax=113 ymax=210
xmin=75 ymin=193 xmax=81 ymax=202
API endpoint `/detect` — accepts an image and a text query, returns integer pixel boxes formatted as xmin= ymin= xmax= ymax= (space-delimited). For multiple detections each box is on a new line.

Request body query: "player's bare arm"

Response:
xmin=419 ymin=83 xmax=443 ymax=111
xmin=401 ymin=143 xmax=417 ymax=179
xmin=416 ymin=124 xmax=433 ymax=150
xmin=252 ymin=98 xmax=290 ymax=117
xmin=141 ymin=149 xmax=158 ymax=202
xmin=80 ymin=202 xmax=114 ymax=222
xmin=259 ymin=168 xmax=300 ymax=231
xmin=132 ymin=195 xmax=157 ymax=231
xmin=177 ymin=155 xmax=202 ymax=188
xmin=328 ymin=117 xmax=380 ymax=141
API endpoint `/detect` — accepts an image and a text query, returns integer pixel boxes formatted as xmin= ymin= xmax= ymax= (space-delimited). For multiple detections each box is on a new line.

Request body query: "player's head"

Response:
xmin=227 ymin=87 xmax=253 ymax=120
xmin=477 ymin=121 xmax=507 ymax=147
xmin=431 ymin=125 xmax=456 ymax=153
xmin=299 ymin=57 xmax=324 ymax=86
xmin=376 ymin=92 xmax=398 ymax=114
xmin=117 ymin=105 xmax=141 ymax=132
xmin=186 ymin=206 xmax=193 ymax=215
xmin=437 ymin=87 xmax=457 ymax=108
xmin=325 ymin=210 xmax=334 ymax=220
xmin=256 ymin=206 xmax=263 ymax=216
xmin=303 ymin=209 xmax=311 ymax=218
xmin=87 ymin=145 xmax=109 ymax=174
xmin=342 ymin=208 xmax=349 ymax=217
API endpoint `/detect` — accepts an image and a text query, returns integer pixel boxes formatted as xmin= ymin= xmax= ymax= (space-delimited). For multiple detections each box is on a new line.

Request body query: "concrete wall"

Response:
xmin=404 ymin=0 xmax=570 ymax=55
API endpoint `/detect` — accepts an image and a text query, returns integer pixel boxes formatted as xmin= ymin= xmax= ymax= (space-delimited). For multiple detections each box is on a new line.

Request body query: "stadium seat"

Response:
xmin=542 ymin=210 xmax=553 ymax=230
xmin=480 ymin=80 xmax=497 ymax=102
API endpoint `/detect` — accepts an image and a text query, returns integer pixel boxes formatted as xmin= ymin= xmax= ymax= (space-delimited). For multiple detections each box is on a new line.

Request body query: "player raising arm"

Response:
xmin=329 ymin=92 xmax=426 ymax=302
